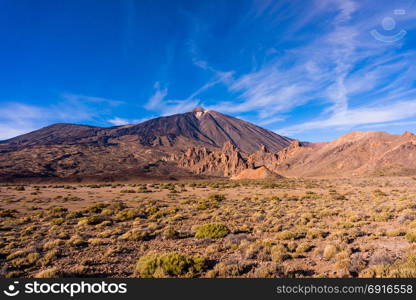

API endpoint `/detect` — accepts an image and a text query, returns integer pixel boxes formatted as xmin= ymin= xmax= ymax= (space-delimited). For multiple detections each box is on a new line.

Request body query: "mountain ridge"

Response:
xmin=1 ymin=107 xmax=291 ymax=153
xmin=1 ymin=108 xmax=416 ymax=182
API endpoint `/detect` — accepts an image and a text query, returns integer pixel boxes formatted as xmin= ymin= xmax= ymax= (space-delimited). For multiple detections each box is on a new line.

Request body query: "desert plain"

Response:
xmin=2 ymin=176 xmax=416 ymax=278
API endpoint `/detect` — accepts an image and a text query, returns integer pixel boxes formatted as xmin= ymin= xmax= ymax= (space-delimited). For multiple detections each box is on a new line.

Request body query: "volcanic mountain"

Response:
xmin=0 ymin=107 xmax=291 ymax=182
xmin=1 ymin=107 xmax=290 ymax=153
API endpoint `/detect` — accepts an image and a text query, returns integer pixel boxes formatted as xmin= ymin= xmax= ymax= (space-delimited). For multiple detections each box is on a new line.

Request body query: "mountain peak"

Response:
xmin=3 ymin=107 xmax=290 ymax=153
xmin=192 ymin=106 xmax=207 ymax=112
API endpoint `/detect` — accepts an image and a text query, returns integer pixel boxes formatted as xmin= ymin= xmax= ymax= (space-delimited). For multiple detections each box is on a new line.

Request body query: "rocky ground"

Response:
xmin=1 ymin=177 xmax=416 ymax=278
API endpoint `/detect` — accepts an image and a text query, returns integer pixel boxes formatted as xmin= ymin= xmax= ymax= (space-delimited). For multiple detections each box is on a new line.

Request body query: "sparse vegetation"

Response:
xmin=1 ymin=177 xmax=416 ymax=278
xmin=135 ymin=252 xmax=205 ymax=278
xmin=195 ymin=223 xmax=230 ymax=239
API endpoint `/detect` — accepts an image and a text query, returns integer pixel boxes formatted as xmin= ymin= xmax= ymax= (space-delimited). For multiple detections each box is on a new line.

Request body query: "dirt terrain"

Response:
xmin=2 ymin=177 xmax=416 ymax=278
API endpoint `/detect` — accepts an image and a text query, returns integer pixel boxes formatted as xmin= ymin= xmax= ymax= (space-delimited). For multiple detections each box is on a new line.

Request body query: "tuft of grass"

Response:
xmin=119 ymin=228 xmax=151 ymax=241
xmin=162 ymin=227 xmax=180 ymax=240
xmin=271 ymin=245 xmax=291 ymax=263
xmin=115 ymin=209 xmax=142 ymax=221
xmin=323 ymin=244 xmax=339 ymax=260
xmin=39 ymin=249 xmax=60 ymax=266
xmin=35 ymin=267 xmax=60 ymax=278
xmin=406 ymin=232 xmax=416 ymax=243
xmin=360 ymin=250 xmax=416 ymax=278
xmin=43 ymin=239 xmax=65 ymax=250
xmin=296 ymin=242 xmax=313 ymax=253
xmin=275 ymin=229 xmax=306 ymax=240
xmin=135 ymin=252 xmax=204 ymax=278
xmin=77 ymin=215 xmax=103 ymax=226
xmin=206 ymin=261 xmax=246 ymax=278
xmin=195 ymin=223 xmax=230 ymax=239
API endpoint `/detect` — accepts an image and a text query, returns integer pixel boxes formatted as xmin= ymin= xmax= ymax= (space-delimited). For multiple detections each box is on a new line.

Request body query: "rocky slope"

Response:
xmin=175 ymin=130 xmax=416 ymax=178
xmin=268 ymin=131 xmax=416 ymax=177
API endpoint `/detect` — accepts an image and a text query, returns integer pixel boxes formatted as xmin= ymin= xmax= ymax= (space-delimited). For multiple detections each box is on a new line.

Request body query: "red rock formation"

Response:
xmin=176 ymin=141 xmax=248 ymax=177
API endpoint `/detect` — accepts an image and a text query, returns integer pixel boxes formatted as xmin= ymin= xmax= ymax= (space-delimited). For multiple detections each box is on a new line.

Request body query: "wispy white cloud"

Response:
xmin=0 ymin=93 xmax=125 ymax=140
xmin=278 ymin=100 xmax=416 ymax=136
xmin=144 ymin=82 xmax=200 ymax=115
xmin=144 ymin=82 xmax=169 ymax=111
xmin=0 ymin=103 xmax=45 ymax=140
xmin=201 ymin=0 xmax=416 ymax=136
xmin=62 ymin=93 xmax=124 ymax=107
xmin=108 ymin=117 xmax=130 ymax=126
xmin=107 ymin=116 xmax=150 ymax=126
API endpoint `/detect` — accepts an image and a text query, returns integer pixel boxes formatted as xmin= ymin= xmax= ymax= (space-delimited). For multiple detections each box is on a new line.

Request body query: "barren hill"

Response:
xmin=269 ymin=131 xmax=416 ymax=177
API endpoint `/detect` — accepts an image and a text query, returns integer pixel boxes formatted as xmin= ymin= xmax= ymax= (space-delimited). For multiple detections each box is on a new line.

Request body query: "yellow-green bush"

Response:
xmin=195 ymin=223 xmax=230 ymax=239
xmin=118 ymin=228 xmax=150 ymax=241
xmin=115 ymin=209 xmax=142 ymax=221
xmin=360 ymin=250 xmax=416 ymax=278
xmin=135 ymin=252 xmax=204 ymax=278
xmin=77 ymin=215 xmax=103 ymax=226
xmin=406 ymin=232 xmax=416 ymax=243
xmin=271 ymin=245 xmax=291 ymax=263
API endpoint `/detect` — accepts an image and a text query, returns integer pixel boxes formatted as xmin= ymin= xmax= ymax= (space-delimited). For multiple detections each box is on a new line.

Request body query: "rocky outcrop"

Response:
xmin=269 ymin=131 xmax=416 ymax=177
xmin=176 ymin=141 xmax=248 ymax=177
xmin=175 ymin=140 xmax=304 ymax=177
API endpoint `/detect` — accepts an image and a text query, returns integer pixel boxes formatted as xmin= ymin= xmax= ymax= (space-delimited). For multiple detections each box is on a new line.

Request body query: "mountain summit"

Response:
xmin=1 ymin=108 xmax=290 ymax=154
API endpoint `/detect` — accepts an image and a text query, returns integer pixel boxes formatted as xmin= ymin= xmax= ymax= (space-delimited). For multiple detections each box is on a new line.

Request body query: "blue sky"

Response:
xmin=1 ymin=0 xmax=416 ymax=142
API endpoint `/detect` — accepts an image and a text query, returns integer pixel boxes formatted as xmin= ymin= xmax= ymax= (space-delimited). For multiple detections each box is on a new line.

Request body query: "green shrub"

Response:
xmin=296 ymin=242 xmax=313 ymax=253
xmin=51 ymin=218 xmax=65 ymax=225
xmin=118 ymin=228 xmax=150 ymax=241
xmin=195 ymin=223 xmax=230 ymax=239
xmin=135 ymin=252 xmax=204 ymax=278
xmin=66 ymin=211 xmax=83 ymax=219
xmin=115 ymin=209 xmax=142 ymax=221
xmin=120 ymin=189 xmax=136 ymax=193
xmin=323 ymin=244 xmax=339 ymax=260
xmin=77 ymin=215 xmax=103 ymax=226
xmin=360 ymin=251 xmax=416 ymax=278
xmin=47 ymin=207 xmax=68 ymax=217
xmin=276 ymin=229 xmax=305 ymax=240
xmin=15 ymin=186 xmax=25 ymax=191
xmin=83 ymin=203 xmax=109 ymax=214
xmin=207 ymin=194 xmax=226 ymax=202
xmin=68 ymin=236 xmax=88 ymax=248
xmin=43 ymin=239 xmax=65 ymax=250
xmin=206 ymin=262 xmax=245 ymax=278
xmin=35 ymin=267 xmax=60 ymax=278
xmin=162 ymin=227 xmax=180 ymax=240
xmin=271 ymin=245 xmax=291 ymax=263
xmin=406 ymin=232 xmax=416 ymax=243
xmin=196 ymin=194 xmax=226 ymax=210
